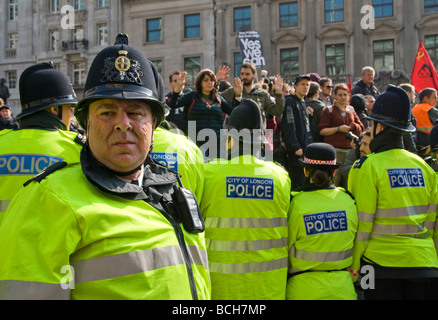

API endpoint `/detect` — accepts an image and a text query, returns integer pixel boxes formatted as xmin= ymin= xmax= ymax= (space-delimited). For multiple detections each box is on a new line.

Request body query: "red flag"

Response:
xmin=411 ymin=40 xmax=438 ymax=92
xmin=348 ymin=76 xmax=353 ymax=92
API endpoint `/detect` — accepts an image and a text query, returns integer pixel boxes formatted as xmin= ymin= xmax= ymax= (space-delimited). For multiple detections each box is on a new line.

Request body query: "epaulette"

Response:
xmin=23 ymin=161 xmax=67 ymax=186
xmin=74 ymin=133 xmax=87 ymax=146
xmin=353 ymin=156 xmax=368 ymax=169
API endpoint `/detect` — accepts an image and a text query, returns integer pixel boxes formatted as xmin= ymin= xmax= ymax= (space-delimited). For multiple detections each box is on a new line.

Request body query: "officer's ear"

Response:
xmin=47 ymin=106 xmax=59 ymax=116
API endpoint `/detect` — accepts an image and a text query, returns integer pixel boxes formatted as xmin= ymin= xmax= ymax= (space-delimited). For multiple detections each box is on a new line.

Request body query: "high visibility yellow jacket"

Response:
xmin=201 ymin=155 xmax=291 ymax=300
xmin=0 ymin=128 xmax=83 ymax=224
xmin=348 ymin=148 xmax=438 ymax=280
xmin=0 ymin=155 xmax=210 ymax=300
xmin=151 ymin=127 xmax=204 ymax=202
xmin=287 ymin=187 xmax=358 ymax=300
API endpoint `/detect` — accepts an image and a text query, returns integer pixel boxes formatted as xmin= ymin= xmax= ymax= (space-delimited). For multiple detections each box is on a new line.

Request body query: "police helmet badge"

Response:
xmin=100 ymin=49 xmax=143 ymax=85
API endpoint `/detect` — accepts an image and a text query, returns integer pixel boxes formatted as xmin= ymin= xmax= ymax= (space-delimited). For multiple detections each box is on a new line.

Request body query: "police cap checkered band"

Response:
xmin=303 ymin=157 xmax=337 ymax=166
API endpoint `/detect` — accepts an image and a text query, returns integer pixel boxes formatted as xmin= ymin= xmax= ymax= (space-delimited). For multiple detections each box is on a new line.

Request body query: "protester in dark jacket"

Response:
xmin=351 ymin=66 xmax=380 ymax=98
xmin=282 ymin=75 xmax=314 ymax=190
xmin=168 ymin=69 xmax=234 ymax=160
xmin=306 ymin=82 xmax=325 ymax=142
xmin=350 ymin=94 xmax=368 ymax=130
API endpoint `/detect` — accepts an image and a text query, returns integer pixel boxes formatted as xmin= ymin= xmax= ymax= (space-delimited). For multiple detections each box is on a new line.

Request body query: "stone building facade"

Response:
xmin=1 ymin=0 xmax=437 ymax=115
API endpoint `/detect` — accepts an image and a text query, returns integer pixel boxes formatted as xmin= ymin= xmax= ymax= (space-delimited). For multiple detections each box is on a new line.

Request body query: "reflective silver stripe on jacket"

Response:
xmin=356 ymin=206 xmax=436 ymax=241
xmin=417 ymin=126 xmax=434 ymax=132
xmin=0 ymin=200 xmax=11 ymax=212
xmin=289 ymin=246 xmax=353 ymax=264
xmin=375 ymin=205 xmax=433 ymax=219
xmin=355 ymin=226 xmax=430 ymax=241
xmin=0 ymin=280 xmax=70 ymax=300
xmin=209 ymin=257 xmax=288 ymax=274
xmin=205 ymin=217 xmax=287 ymax=229
xmin=71 ymin=245 xmax=207 ymax=284
xmin=207 ymin=237 xmax=287 ymax=252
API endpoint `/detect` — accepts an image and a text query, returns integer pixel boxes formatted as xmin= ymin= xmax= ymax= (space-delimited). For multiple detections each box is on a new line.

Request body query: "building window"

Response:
xmin=5 ymin=70 xmax=17 ymax=89
xmin=72 ymin=62 xmax=86 ymax=85
xmin=325 ymin=44 xmax=346 ymax=83
xmin=97 ymin=0 xmax=109 ymax=8
xmin=184 ymin=56 xmax=201 ymax=88
xmin=49 ymin=0 xmax=60 ymax=14
xmin=9 ymin=0 xmax=18 ymax=21
xmin=97 ymin=24 xmax=108 ymax=46
xmin=8 ymin=33 xmax=18 ymax=49
xmin=373 ymin=0 xmax=393 ymax=17
xmin=234 ymin=6 xmax=251 ymax=32
xmin=150 ymin=59 xmax=162 ymax=75
xmin=234 ymin=52 xmax=242 ymax=78
xmin=373 ymin=39 xmax=394 ymax=71
xmin=324 ymin=0 xmax=344 ymax=23
xmin=425 ymin=35 xmax=438 ymax=70
xmin=425 ymin=0 xmax=438 ymax=12
xmin=280 ymin=48 xmax=299 ymax=83
xmin=184 ymin=14 xmax=201 ymax=38
xmin=146 ymin=18 xmax=162 ymax=42
xmin=73 ymin=0 xmax=84 ymax=10
xmin=49 ymin=29 xmax=59 ymax=52
xmin=279 ymin=2 xmax=298 ymax=28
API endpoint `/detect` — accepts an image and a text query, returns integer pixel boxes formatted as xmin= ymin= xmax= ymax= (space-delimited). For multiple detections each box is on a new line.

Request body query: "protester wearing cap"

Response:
xmin=348 ymin=85 xmax=438 ymax=300
xmin=0 ymin=34 xmax=210 ymax=300
xmin=286 ymin=142 xmax=358 ymax=300
xmin=281 ymin=74 xmax=314 ymax=190
xmin=201 ymin=98 xmax=291 ymax=300
xmin=0 ymin=62 xmax=83 ymax=226
xmin=0 ymin=104 xmax=18 ymax=130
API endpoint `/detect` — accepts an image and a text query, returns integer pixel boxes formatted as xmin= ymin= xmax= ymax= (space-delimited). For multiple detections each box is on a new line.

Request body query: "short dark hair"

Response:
xmin=240 ymin=62 xmax=257 ymax=75
xmin=419 ymin=88 xmax=437 ymax=103
xmin=168 ymin=71 xmax=181 ymax=83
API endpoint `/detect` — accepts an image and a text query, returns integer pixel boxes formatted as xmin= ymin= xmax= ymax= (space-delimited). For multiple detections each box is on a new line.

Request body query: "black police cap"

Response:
xmin=17 ymin=61 xmax=77 ymax=119
xmin=299 ymin=143 xmax=341 ymax=170
xmin=75 ymin=33 xmax=165 ymax=129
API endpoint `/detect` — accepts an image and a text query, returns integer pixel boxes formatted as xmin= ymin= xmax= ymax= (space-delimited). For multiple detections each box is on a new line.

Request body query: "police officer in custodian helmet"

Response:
xmin=201 ymin=98 xmax=291 ymax=299
xmin=0 ymin=62 xmax=83 ymax=225
xmin=0 ymin=34 xmax=210 ymax=300
xmin=348 ymin=85 xmax=438 ymax=300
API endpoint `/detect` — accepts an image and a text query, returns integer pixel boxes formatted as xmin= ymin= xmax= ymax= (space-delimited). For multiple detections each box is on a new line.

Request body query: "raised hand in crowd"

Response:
xmin=232 ymin=77 xmax=243 ymax=97
xmin=174 ymin=71 xmax=188 ymax=93
xmin=272 ymin=75 xmax=284 ymax=94
xmin=216 ymin=65 xmax=230 ymax=82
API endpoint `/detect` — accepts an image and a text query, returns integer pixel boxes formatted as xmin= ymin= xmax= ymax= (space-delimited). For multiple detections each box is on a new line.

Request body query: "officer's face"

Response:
xmin=87 ymin=98 xmax=154 ymax=173
xmin=359 ymin=135 xmax=371 ymax=157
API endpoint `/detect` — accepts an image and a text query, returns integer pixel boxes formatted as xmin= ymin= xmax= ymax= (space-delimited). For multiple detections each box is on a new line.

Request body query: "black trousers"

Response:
xmin=363 ymin=278 xmax=433 ymax=300
xmin=286 ymin=153 xmax=305 ymax=190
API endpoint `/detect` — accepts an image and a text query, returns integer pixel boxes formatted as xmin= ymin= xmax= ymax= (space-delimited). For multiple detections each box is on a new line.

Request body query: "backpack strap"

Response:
xmin=187 ymin=97 xmax=196 ymax=118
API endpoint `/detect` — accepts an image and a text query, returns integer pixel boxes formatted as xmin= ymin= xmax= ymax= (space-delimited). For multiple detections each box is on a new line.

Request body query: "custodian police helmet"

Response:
xmin=367 ymin=84 xmax=416 ymax=133
xmin=227 ymin=98 xmax=268 ymax=145
xmin=17 ymin=61 xmax=77 ymax=119
xmin=75 ymin=33 xmax=165 ymax=129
